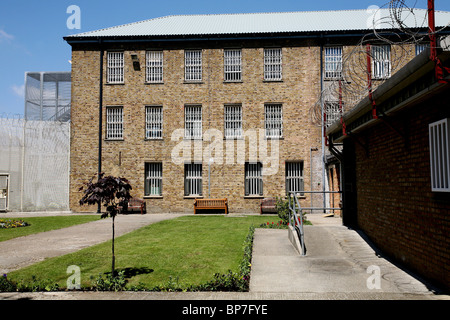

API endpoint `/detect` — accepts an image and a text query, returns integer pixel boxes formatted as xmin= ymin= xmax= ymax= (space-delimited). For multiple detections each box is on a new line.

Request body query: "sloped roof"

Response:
xmin=65 ymin=8 xmax=450 ymax=39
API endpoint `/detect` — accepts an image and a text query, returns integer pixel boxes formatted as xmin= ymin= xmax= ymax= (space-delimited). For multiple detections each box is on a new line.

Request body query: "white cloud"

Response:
xmin=0 ymin=29 xmax=14 ymax=42
xmin=11 ymin=84 xmax=24 ymax=98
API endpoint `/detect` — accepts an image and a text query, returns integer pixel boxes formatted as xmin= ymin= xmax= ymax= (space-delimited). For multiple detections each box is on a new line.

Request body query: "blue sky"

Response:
xmin=1 ymin=0 xmax=450 ymax=116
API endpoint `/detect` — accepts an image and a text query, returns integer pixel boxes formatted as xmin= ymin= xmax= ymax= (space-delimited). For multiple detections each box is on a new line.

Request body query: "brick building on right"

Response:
xmin=327 ymin=46 xmax=450 ymax=291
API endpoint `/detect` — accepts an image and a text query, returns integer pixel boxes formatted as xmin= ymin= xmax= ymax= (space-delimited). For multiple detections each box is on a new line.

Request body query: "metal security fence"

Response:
xmin=0 ymin=115 xmax=70 ymax=212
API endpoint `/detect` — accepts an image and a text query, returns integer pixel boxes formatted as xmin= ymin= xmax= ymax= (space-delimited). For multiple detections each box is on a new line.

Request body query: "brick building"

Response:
xmin=64 ymin=9 xmax=450 ymax=214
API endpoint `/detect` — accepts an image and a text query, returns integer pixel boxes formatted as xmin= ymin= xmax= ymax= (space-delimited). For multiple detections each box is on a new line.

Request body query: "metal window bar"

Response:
xmin=185 ymin=50 xmax=202 ymax=81
xmin=415 ymin=44 xmax=428 ymax=56
xmin=107 ymin=52 xmax=124 ymax=84
xmin=185 ymin=163 xmax=202 ymax=196
xmin=146 ymin=51 xmax=163 ymax=83
xmin=324 ymin=47 xmax=343 ymax=79
xmin=185 ymin=105 xmax=202 ymax=139
xmin=106 ymin=107 xmax=123 ymax=140
xmin=146 ymin=106 xmax=163 ymax=139
xmin=264 ymin=48 xmax=282 ymax=81
xmin=145 ymin=163 xmax=162 ymax=196
xmin=429 ymin=119 xmax=450 ymax=191
xmin=224 ymin=104 xmax=242 ymax=139
xmin=245 ymin=162 xmax=263 ymax=196
xmin=325 ymin=101 xmax=343 ymax=127
xmin=224 ymin=49 xmax=242 ymax=82
xmin=264 ymin=104 xmax=283 ymax=138
xmin=286 ymin=162 xmax=304 ymax=196
xmin=371 ymin=45 xmax=391 ymax=79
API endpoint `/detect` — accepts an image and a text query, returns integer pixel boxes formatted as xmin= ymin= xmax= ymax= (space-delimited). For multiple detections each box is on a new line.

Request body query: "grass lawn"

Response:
xmin=0 ymin=215 xmax=100 ymax=242
xmin=7 ymin=215 xmax=284 ymax=290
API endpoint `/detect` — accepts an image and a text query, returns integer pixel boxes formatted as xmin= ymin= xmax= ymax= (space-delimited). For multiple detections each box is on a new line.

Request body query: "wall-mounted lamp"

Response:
xmin=131 ymin=54 xmax=140 ymax=71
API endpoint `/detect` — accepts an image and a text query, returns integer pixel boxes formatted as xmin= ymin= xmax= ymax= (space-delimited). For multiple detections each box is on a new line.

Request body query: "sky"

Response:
xmin=1 ymin=0 xmax=450 ymax=116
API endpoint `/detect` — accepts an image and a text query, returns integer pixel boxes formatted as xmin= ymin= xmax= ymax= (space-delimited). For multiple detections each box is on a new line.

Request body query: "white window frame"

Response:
xmin=145 ymin=162 xmax=162 ymax=196
xmin=264 ymin=48 xmax=282 ymax=81
xmin=371 ymin=45 xmax=391 ymax=79
xmin=325 ymin=101 xmax=344 ymax=127
xmin=324 ymin=47 xmax=343 ymax=79
xmin=146 ymin=51 xmax=163 ymax=83
xmin=107 ymin=52 xmax=124 ymax=84
xmin=184 ymin=163 xmax=202 ymax=196
xmin=286 ymin=162 xmax=304 ymax=196
xmin=185 ymin=105 xmax=202 ymax=139
xmin=145 ymin=106 xmax=163 ymax=139
xmin=245 ymin=162 xmax=263 ymax=196
xmin=185 ymin=50 xmax=202 ymax=82
xmin=429 ymin=118 xmax=450 ymax=192
xmin=224 ymin=104 xmax=243 ymax=139
xmin=106 ymin=106 xmax=123 ymax=140
xmin=224 ymin=49 xmax=242 ymax=82
xmin=264 ymin=103 xmax=283 ymax=138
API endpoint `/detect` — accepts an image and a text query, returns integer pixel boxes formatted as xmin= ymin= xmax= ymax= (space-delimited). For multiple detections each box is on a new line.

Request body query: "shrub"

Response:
xmin=0 ymin=219 xmax=30 ymax=229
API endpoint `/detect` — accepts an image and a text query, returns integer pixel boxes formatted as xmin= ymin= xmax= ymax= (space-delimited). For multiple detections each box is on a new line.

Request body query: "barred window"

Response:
xmin=146 ymin=51 xmax=163 ymax=83
xmin=264 ymin=103 xmax=283 ymax=138
xmin=224 ymin=104 xmax=242 ymax=139
xmin=245 ymin=162 xmax=263 ymax=196
xmin=107 ymin=52 xmax=124 ymax=84
xmin=145 ymin=163 xmax=162 ymax=196
xmin=106 ymin=107 xmax=123 ymax=140
xmin=429 ymin=118 xmax=450 ymax=192
xmin=415 ymin=44 xmax=428 ymax=56
xmin=325 ymin=101 xmax=343 ymax=127
xmin=371 ymin=45 xmax=391 ymax=79
xmin=184 ymin=163 xmax=202 ymax=196
xmin=286 ymin=162 xmax=304 ymax=196
xmin=185 ymin=105 xmax=202 ymax=139
xmin=145 ymin=106 xmax=163 ymax=139
xmin=185 ymin=50 xmax=202 ymax=81
xmin=324 ymin=47 xmax=342 ymax=79
xmin=264 ymin=48 xmax=282 ymax=81
xmin=224 ymin=49 xmax=242 ymax=82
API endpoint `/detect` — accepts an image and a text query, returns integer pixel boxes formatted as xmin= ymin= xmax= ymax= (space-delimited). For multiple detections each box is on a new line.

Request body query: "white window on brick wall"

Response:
xmin=185 ymin=105 xmax=202 ymax=139
xmin=185 ymin=50 xmax=202 ymax=81
xmin=245 ymin=162 xmax=263 ymax=196
xmin=429 ymin=118 xmax=450 ymax=192
xmin=264 ymin=48 xmax=282 ymax=81
xmin=185 ymin=163 xmax=202 ymax=196
xmin=224 ymin=49 xmax=242 ymax=82
xmin=371 ymin=45 xmax=391 ymax=79
xmin=324 ymin=47 xmax=343 ymax=79
xmin=107 ymin=52 xmax=124 ymax=84
xmin=224 ymin=104 xmax=242 ymax=139
xmin=286 ymin=162 xmax=304 ymax=196
xmin=145 ymin=162 xmax=162 ymax=196
xmin=265 ymin=103 xmax=283 ymax=138
xmin=106 ymin=107 xmax=123 ymax=140
xmin=146 ymin=51 xmax=163 ymax=83
xmin=145 ymin=106 xmax=163 ymax=139
xmin=325 ymin=101 xmax=343 ymax=127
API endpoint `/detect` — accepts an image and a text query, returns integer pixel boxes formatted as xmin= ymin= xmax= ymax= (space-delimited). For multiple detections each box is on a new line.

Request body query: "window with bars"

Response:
xmin=324 ymin=47 xmax=343 ymax=79
xmin=224 ymin=104 xmax=242 ymax=139
xmin=146 ymin=51 xmax=163 ymax=83
xmin=107 ymin=52 xmax=124 ymax=84
xmin=185 ymin=105 xmax=202 ymax=139
xmin=145 ymin=106 xmax=163 ymax=139
xmin=185 ymin=50 xmax=202 ymax=81
xmin=224 ymin=49 xmax=242 ymax=82
xmin=286 ymin=162 xmax=304 ymax=196
xmin=106 ymin=107 xmax=123 ymax=140
xmin=371 ymin=45 xmax=391 ymax=79
xmin=145 ymin=163 xmax=162 ymax=196
xmin=415 ymin=44 xmax=428 ymax=56
xmin=264 ymin=104 xmax=283 ymax=138
xmin=429 ymin=118 xmax=450 ymax=192
xmin=245 ymin=162 xmax=263 ymax=196
xmin=264 ymin=48 xmax=282 ymax=81
xmin=184 ymin=163 xmax=202 ymax=196
xmin=325 ymin=101 xmax=344 ymax=127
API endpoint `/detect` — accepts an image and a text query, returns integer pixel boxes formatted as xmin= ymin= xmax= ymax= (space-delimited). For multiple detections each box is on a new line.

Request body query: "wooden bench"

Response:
xmin=119 ymin=198 xmax=146 ymax=215
xmin=260 ymin=197 xmax=277 ymax=214
xmin=194 ymin=198 xmax=228 ymax=214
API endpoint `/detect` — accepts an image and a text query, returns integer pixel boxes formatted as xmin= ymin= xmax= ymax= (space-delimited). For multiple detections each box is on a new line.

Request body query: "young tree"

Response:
xmin=79 ymin=173 xmax=132 ymax=275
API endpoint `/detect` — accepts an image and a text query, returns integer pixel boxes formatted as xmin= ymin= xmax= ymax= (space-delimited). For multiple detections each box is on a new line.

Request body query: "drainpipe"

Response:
xmin=98 ymin=39 xmax=104 ymax=213
xmin=320 ymin=42 xmax=326 ymax=214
